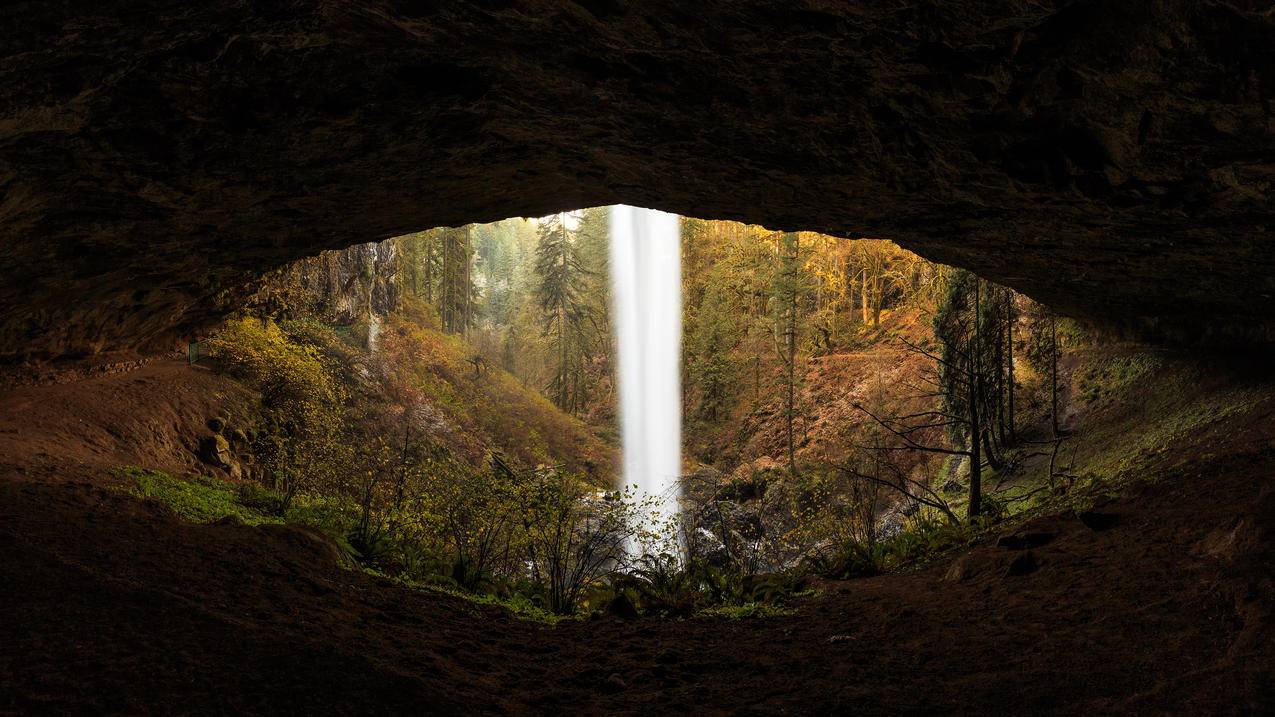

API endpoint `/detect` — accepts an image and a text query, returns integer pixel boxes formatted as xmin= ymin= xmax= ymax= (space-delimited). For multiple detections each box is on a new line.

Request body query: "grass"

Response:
xmin=124 ymin=467 xmax=283 ymax=525
xmin=119 ymin=466 xmax=358 ymax=543
xmin=416 ymin=582 xmax=572 ymax=625
xmin=696 ymin=602 xmax=797 ymax=619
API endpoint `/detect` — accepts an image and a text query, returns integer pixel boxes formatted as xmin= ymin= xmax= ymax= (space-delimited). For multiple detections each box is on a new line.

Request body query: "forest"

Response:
xmin=135 ymin=207 xmax=1090 ymax=621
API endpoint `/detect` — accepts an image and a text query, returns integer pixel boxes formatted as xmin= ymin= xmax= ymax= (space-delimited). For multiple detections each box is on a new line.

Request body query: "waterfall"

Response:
xmin=609 ymin=205 xmax=682 ymax=554
xmin=366 ymin=313 xmax=381 ymax=353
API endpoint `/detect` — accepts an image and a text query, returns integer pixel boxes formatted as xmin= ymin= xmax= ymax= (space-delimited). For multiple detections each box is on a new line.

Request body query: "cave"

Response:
xmin=4 ymin=0 xmax=1274 ymax=360
xmin=3 ymin=1 xmax=1275 ymax=714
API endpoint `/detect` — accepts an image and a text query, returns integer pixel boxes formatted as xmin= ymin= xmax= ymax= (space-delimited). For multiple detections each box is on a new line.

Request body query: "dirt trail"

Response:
xmin=2 ymin=358 xmax=1273 ymax=714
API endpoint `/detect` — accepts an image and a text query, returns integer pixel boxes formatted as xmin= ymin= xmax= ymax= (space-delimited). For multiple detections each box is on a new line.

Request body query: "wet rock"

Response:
xmin=689 ymin=527 xmax=727 ymax=565
xmin=876 ymin=513 xmax=905 ymax=542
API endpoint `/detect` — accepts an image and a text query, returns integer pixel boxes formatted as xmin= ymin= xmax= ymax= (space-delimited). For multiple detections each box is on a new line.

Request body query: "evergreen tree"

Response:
xmin=534 ymin=213 xmax=592 ymax=412
xmin=439 ymin=225 xmax=474 ymax=334
xmin=689 ymin=273 xmax=738 ymax=421
xmin=771 ymin=231 xmax=806 ymax=475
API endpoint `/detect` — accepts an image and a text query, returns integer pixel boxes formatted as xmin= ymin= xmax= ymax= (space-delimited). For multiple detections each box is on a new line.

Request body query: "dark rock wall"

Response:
xmin=1 ymin=1 xmax=1272 ymax=358
xmin=245 ymin=241 xmax=400 ymax=327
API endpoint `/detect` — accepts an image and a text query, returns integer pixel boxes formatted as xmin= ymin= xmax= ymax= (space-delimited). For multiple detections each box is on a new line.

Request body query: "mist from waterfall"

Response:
xmin=609 ymin=205 xmax=682 ymax=554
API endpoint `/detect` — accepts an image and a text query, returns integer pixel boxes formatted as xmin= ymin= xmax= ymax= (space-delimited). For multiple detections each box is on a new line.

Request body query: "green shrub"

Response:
xmin=236 ymin=482 xmax=289 ymax=516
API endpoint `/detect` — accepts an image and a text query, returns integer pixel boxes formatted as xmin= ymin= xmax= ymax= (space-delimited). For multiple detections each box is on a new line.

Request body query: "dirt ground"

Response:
xmin=1 ymin=358 xmax=1272 ymax=715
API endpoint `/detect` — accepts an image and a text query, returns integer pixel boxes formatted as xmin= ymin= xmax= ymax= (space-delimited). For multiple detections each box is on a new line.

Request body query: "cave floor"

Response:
xmin=1 ymin=360 xmax=1273 ymax=715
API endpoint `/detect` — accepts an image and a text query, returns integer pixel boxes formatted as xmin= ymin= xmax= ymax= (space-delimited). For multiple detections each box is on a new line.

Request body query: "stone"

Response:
xmin=3 ymin=1 xmax=1274 ymax=359
xmin=943 ymin=556 xmax=972 ymax=583
xmin=876 ymin=513 xmax=905 ymax=542
xmin=206 ymin=417 xmax=225 ymax=434
xmin=199 ymin=434 xmax=232 ymax=468
xmin=603 ymin=674 xmax=628 ymax=693
xmin=1004 ymin=551 xmax=1039 ymax=577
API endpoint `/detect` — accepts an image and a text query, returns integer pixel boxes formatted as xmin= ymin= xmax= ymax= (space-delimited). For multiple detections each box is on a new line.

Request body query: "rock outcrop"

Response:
xmin=246 ymin=241 xmax=400 ymax=326
xmin=2 ymin=1 xmax=1272 ymax=359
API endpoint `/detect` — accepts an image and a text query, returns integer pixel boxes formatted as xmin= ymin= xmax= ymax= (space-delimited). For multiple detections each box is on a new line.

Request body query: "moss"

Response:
xmin=119 ymin=467 xmax=358 ymax=543
xmin=696 ymin=602 xmax=797 ymax=619
xmin=122 ymin=467 xmax=279 ymax=525
xmin=385 ymin=576 xmax=572 ymax=625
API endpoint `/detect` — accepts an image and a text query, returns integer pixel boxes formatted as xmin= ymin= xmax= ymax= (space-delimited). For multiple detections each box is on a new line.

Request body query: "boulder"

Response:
xmin=199 ymin=434 xmax=232 ymax=468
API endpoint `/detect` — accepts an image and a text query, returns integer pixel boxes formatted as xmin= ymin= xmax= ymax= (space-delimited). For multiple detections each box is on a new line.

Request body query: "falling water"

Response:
xmin=609 ymin=205 xmax=682 ymax=554
xmin=366 ymin=313 xmax=381 ymax=353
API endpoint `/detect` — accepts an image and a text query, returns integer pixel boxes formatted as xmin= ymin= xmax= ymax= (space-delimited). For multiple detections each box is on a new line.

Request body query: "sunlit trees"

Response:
xmin=438 ymin=226 xmax=475 ymax=334
xmin=771 ymin=231 xmax=806 ymax=475
xmin=533 ymin=213 xmax=594 ymax=413
xmin=688 ymin=273 xmax=739 ymax=421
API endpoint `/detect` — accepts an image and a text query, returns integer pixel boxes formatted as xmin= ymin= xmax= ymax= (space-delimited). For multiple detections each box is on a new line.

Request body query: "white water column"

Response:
xmin=609 ymin=205 xmax=682 ymax=552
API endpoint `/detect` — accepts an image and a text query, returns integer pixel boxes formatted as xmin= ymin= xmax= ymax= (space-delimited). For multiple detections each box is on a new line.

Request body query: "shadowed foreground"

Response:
xmin=1 ymin=359 xmax=1272 ymax=714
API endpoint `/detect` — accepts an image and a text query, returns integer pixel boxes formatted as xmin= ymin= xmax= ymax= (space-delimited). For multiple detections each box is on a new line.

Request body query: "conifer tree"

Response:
xmin=533 ymin=213 xmax=591 ymax=412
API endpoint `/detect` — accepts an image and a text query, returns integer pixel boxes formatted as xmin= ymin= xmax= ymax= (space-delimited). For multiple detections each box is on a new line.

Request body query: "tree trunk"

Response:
xmin=994 ymin=300 xmax=1006 ymax=446
xmin=424 ymin=234 xmax=434 ymax=303
xmin=1051 ymin=314 xmax=1060 ymax=438
xmin=968 ymin=278 xmax=982 ymax=519
xmin=1007 ymin=292 xmax=1015 ymax=443
xmin=463 ymin=225 xmax=472 ymax=336
xmin=785 ymin=235 xmax=798 ymax=476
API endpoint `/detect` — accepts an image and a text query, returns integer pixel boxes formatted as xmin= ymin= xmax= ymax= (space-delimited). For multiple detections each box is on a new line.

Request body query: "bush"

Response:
xmin=207 ymin=317 xmax=348 ymax=509
xmin=237 ymin=482 xmax=288 ymax=516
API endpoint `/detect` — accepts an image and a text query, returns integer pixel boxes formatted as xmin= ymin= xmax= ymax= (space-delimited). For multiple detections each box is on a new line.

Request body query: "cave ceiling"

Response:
xmin=2 ymin=0 xmax=1273 ymax=358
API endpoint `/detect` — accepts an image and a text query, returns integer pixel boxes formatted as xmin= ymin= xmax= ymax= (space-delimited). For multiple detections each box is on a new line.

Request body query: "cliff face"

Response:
xmin=2 ymin=1 xmax=1273 ymax=358
xmin=248 ymin=241 xmax=400 ymax=327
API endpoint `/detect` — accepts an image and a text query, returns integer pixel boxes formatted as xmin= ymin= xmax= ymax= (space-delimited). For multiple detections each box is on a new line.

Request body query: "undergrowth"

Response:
xmin=119 ymin=466 xmax=359 ymax=554
xmin=118 ymin=467 xmax=809 ymax=623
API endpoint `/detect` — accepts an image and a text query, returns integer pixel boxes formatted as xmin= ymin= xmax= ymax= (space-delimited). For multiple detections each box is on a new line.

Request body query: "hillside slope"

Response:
xmin=2 ymin=343 xmax=1271 ymax=714
xmin=687 ymin=307 xmax=944 ymax=479
xmin=372 ymin=311 xmax=617 ymax=480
